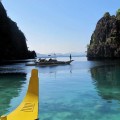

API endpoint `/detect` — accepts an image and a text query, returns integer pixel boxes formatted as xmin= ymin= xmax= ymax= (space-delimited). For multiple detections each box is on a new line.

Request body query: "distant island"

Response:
xmin=37 ymin=52 xmax=86 ymax=58
xmin=87 ymin=9 xmax=120 ymax=60
xmin=0 ymin=2 xmax=36 ymax=61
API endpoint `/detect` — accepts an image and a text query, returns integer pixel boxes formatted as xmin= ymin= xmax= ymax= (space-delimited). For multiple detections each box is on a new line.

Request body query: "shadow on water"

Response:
xmin=90 ymin=64 xmax=120 ymax=101
xmin=0 ymin=72 xmax=26 ymax=115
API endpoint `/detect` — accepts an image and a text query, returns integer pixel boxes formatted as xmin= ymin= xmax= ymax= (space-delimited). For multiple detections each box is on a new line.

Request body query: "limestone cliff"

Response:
xmin=0 ymin=2 xmax=36 ymax=60
xmin=87 ymin=9 xmax=120 ymax=60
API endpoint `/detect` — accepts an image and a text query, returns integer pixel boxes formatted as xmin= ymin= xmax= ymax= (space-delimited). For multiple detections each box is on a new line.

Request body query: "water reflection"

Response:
xmin=0 ymin=73 xmax=26 ymax=115
xmin=90 ymin=64 xmax=120 ymax=101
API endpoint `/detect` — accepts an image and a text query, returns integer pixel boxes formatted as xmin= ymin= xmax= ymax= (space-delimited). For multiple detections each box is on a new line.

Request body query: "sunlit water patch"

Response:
xmin=0 ymin=73 xmax=27 ymax=115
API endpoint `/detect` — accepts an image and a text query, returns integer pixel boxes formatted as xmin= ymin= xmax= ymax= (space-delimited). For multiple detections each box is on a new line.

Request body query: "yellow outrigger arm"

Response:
xmin=0 ymin=69 xmax=39 ymax=120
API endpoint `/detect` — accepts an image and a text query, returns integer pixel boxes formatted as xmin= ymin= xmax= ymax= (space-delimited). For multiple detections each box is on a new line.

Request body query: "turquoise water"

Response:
xmin=1 ymin=57 xmax=120 ymax=120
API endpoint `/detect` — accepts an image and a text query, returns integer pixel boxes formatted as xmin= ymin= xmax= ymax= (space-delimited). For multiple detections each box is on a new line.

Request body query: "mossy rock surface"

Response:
xmin=87 ymin=9 xmax=120 ymax=59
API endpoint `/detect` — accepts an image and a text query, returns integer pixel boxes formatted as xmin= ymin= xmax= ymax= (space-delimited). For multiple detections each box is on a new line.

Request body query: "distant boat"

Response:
xmin=26 ymin=58 xmax=73 ymax=66
xmin=36 ymin=59 xmax=73 ymax=66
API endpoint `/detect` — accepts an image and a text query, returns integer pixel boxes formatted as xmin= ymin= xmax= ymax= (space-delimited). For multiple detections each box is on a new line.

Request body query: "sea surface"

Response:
xmin=0 ymin=57 xmax=120 ymax=120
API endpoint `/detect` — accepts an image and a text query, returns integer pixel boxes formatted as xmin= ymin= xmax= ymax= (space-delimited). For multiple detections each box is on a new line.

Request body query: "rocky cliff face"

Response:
xmin=87 ymin=9 xmax=120 ymax=60
xmin=0 ymin=2 xmax=36 ymax=60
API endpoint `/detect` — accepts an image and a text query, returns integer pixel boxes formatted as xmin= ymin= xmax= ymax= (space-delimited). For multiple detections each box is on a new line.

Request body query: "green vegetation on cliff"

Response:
xmin=87 ymin=9 xmax=120 ymax=60
xmin=0 ymin=2 xmax=36 ymax=60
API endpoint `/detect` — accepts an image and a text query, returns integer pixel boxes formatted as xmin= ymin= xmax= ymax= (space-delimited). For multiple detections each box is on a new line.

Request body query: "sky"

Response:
xmin=2 ymin=0 xmax=120 ymax=54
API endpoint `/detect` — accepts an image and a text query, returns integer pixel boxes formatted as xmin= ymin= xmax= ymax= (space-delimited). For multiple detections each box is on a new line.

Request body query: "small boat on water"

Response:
xmin=26 ymin=54 xmax=74 ymax=66
xmin=26 ymin=58 xmax=73 ymax=66
xmin=0 ymin=69 xmax=39 ymax=120
xmin=36 ymin=58 xmax=73 ymax=66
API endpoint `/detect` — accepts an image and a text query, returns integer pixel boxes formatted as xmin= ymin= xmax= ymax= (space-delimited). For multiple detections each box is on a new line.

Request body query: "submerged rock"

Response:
xmin=87 ymin=9 xmax=120 ymax=60
xmin=0 ymin=2 xmax=36 ymax=61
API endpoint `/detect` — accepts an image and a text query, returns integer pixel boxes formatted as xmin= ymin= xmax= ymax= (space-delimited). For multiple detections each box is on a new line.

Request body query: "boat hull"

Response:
xmin=0 ymin=69 xmax=39 ymax=120
xmin=36 ymin=60 xmax=73 ymax=66
xmin=26 ymin=60 xmax=73 ymax=66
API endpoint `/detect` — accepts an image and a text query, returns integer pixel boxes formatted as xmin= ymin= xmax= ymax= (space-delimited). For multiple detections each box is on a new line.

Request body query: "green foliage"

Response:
xmin=89 ymin=44 xmax=96 ymax=50
xmin=87 ymin=44 xmax=90 ymax=49
xmin=117 ymin=9 xmax=120 ymax=14
xmin=104 ymin=12 xmax=110 ymax=18
xmin=116 ymin=9 xmax=120 ymax=20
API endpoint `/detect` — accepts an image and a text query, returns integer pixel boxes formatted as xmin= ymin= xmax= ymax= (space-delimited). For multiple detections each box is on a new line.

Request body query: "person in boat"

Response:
xmin=70 ymin=54 xmax=72 ymax=61
xmin=49 ymin=58 xmax=52 ymax=61
xmin=39 ymin=58 xmax=47 ymax=62
xmin=48 ymin=58 xmax=57 ymax=62
xmin=38 ymin=58 xmax=41 ymax=62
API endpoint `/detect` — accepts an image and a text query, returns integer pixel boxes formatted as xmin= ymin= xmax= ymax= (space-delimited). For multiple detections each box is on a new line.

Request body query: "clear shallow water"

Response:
xmin=1 ymin=57 xmax=120 ymax=120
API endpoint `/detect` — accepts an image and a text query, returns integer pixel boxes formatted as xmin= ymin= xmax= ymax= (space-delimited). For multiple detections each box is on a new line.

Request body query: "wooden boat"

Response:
xmin=36 ymin=59 xmax=73 ymax=66
xmin=26 ymin=59 xmax=73 ymax=66
xmin=0 ymin=69 xmax=39 ymax=120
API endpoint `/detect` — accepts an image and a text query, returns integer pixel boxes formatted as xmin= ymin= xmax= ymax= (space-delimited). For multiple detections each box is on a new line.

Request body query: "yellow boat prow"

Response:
xmin=0 ymin=69 xmax=39 ymax=120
